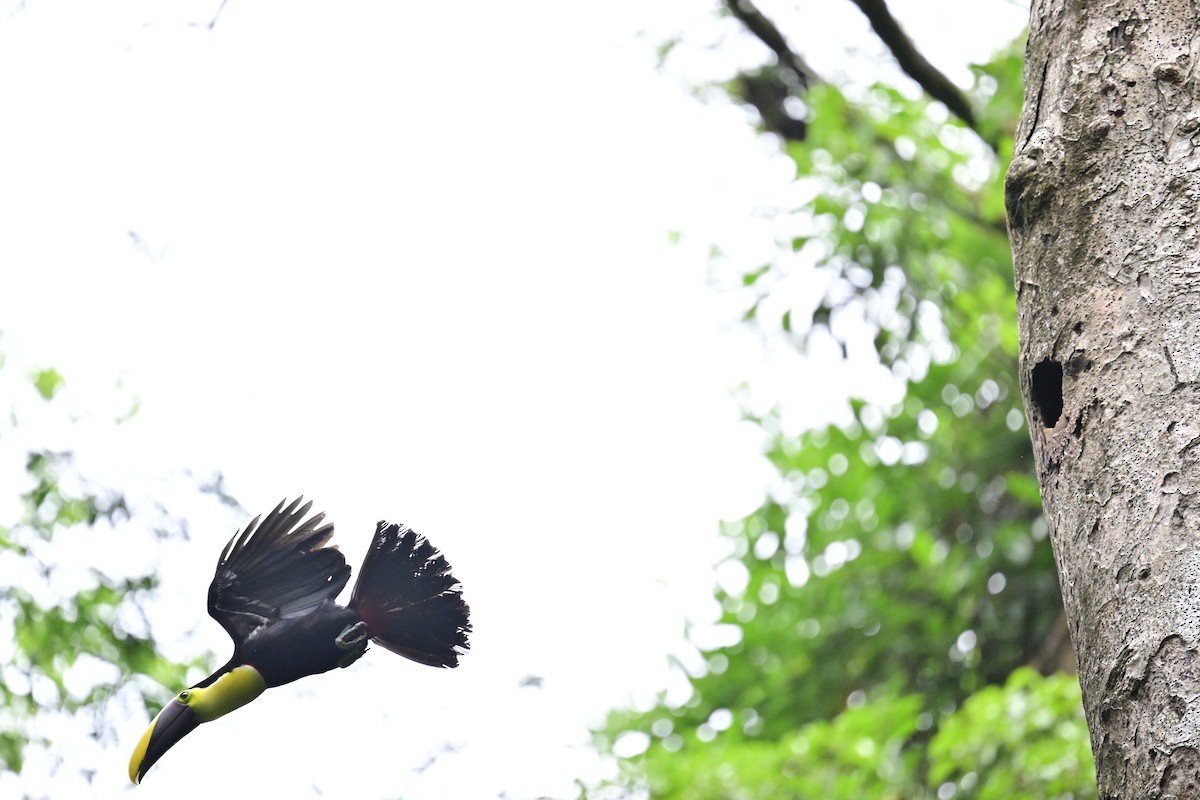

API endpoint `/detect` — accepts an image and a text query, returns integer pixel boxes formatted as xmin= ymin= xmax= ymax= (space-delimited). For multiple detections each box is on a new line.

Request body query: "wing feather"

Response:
xmin=207 ymin=497 xmax=352 ymax=647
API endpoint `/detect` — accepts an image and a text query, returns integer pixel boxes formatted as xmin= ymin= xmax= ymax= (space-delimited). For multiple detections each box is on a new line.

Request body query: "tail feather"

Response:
xmin=349 ymin=521 xmax=471 ymax=668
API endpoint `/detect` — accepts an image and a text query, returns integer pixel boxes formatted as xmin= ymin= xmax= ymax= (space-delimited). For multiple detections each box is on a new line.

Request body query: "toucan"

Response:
xmin=128 ymin=497 xmax=470 ymax=784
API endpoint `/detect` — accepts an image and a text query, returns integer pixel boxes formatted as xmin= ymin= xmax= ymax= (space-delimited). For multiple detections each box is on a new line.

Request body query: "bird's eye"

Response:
xmin=178 ymin=691 xmax=190 ymax=702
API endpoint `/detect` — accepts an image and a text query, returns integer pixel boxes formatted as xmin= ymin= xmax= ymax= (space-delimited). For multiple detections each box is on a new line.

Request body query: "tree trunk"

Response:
xmin=1006 ymin=2 xmax=1200 ymax=796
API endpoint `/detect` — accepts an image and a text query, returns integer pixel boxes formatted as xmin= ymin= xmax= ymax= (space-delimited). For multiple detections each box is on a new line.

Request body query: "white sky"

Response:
xmin=0 ymin=1 xmax=1027 ymax=798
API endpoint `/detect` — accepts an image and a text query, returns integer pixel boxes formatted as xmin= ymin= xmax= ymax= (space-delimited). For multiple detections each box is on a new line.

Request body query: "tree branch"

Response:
xmin=847 ymin=0 xmax=977 ymax=130
xmin=722 ymin=0 xmax=821 ymax=88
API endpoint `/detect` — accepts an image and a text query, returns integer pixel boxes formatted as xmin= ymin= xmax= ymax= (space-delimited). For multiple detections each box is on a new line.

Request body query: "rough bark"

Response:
xmin=1006 ymin=2 xmax=1200 ymax=796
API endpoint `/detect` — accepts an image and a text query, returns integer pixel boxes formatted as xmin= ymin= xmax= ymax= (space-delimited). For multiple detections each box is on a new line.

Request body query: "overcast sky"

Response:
xmin=0 ymin=1 xmax=1026 ymax=798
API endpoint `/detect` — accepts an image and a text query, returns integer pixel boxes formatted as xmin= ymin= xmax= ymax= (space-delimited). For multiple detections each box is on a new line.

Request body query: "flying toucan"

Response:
xmin=128 ymin=497 xmax=470 ymax=784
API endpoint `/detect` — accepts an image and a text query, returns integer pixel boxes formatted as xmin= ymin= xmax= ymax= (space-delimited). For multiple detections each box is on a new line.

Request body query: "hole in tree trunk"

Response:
xmin=1031 ymin=359 xmax=1064 ymax=428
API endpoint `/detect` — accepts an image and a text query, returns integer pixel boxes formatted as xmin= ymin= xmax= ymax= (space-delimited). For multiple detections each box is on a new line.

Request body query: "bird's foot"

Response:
xmin=337 ymin=621 xmax=368 ymax=648
xmin=336 ymin=621 xmax=369 ymax=668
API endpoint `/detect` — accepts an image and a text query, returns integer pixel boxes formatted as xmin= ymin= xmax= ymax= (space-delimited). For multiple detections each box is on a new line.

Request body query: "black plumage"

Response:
xmin=128 ymin=497 xmax=470 ymax=785
xmin=202 ymin=497 xmax=470 ymax=687
xmin=351 ymin=521 xmax=472 ymax=667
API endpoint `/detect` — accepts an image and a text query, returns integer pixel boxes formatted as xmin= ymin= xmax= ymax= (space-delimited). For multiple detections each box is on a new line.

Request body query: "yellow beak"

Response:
xmin=128 ymin=698 xmax=198 ymax=784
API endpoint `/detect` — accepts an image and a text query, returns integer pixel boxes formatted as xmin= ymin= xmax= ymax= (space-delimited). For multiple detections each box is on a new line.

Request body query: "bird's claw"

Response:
xmin=336 ymin=621 xmax=369 ymax=667
xmin=336 ymin=621 xmax=368 ymax=648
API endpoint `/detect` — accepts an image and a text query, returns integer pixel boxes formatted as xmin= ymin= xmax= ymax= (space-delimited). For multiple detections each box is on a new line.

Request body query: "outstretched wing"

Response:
xmin=208 ymin=497 xmax=352 ymax=648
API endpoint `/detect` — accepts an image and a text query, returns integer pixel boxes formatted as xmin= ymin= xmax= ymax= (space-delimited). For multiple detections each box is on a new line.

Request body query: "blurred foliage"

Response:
xmin=591 ymin=29 xmax=1096 ymax=800
xmin=928 ymin=669 xmax=1094 ymax=798
xmin=0 ymin=351 xmax=200 ymax=794
xmin=597 ymin=670 xmax=1090 ymax=800
xmin=30 ymin=368 xmax=63 ymax=401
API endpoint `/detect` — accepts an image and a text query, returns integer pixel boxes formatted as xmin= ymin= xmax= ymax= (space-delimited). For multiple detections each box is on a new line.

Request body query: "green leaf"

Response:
xmin=32 ymin=368 xmax=64 ymax=400
xmin=742 ymin=264 xmax=771 ymax=286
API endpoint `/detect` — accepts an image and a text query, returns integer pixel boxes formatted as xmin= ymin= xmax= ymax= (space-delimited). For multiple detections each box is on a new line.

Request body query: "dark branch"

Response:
xmin=722 ymin=0 xmax=823 ymax=141
xmin=184 ymin=0 xmax=230 ymax=31
xmin=208 ymin=0 xmax=230 ymax=31
xmin=722 ymin=0 xmax=821 ymax=89
xmin=847 ymin=0 xmax=977 ymax=130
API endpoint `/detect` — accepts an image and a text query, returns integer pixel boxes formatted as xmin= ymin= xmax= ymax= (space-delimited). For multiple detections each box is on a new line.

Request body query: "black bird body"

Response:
xmin=129 ymin=498 xmax=470 ymax=784
xmin=204 ymin=600 xmax=361 ymax=689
